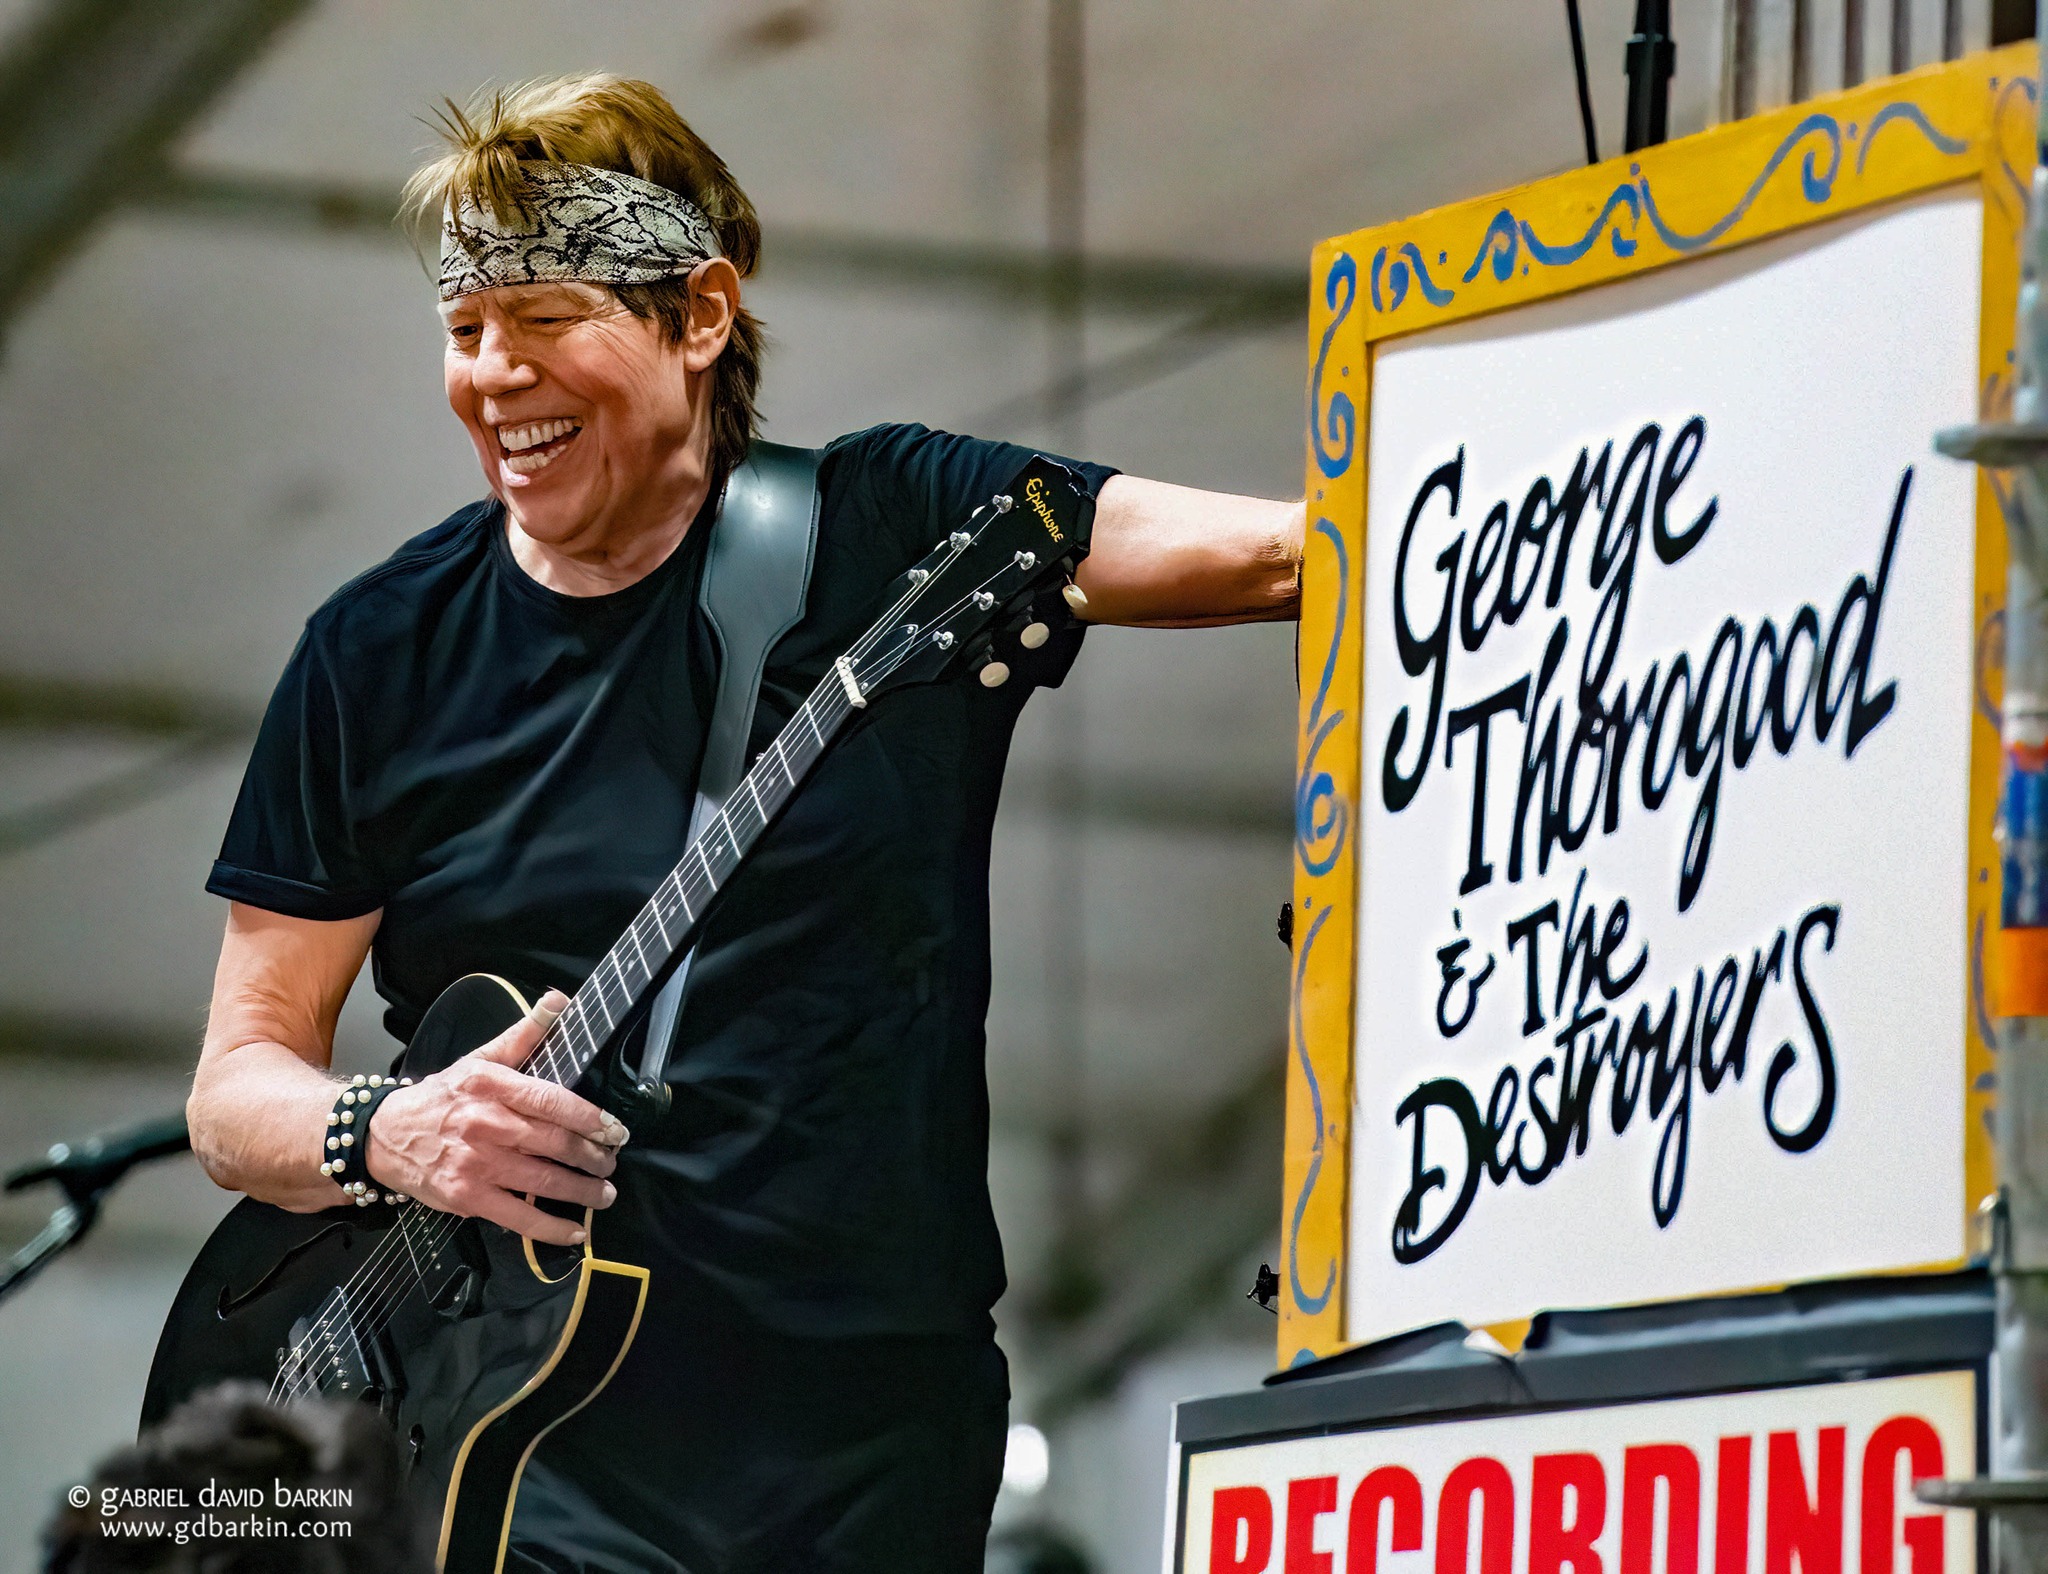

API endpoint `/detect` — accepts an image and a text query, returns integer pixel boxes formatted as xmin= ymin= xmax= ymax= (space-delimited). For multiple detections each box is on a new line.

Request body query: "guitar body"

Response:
xmin=142 ymin=975 xmax=649 ymax=1574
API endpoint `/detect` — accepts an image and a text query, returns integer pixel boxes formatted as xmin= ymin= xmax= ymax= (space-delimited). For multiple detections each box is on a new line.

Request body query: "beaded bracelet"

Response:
xmin=320 ymin=1072 xmax=413 ymax=1208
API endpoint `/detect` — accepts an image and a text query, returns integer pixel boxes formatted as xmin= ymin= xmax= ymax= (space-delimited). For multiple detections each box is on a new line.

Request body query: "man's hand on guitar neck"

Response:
xmin=368 ymin=991 xmax=624 ymax=1246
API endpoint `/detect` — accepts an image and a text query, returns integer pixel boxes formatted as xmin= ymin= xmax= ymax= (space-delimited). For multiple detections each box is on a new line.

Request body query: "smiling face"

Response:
xmin=441 ymin=279 xmax=720 ymax=567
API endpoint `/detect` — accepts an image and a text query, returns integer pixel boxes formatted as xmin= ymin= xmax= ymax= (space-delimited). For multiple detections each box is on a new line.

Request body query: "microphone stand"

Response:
xmin=1624 ymin=0 xmax=1676 ymax=152
xmin=0 ymin=1112 xmax=190 ymax=1306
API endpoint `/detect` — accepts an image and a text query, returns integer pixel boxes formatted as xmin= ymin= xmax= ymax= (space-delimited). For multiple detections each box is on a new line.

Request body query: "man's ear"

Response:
xmin=682 ymin=258 xmax=741 ymax=372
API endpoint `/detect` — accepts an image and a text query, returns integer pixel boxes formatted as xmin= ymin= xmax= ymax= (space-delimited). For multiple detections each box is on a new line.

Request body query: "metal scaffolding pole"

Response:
xmin=1924 ymin=14 xmax=2048 ymax=1564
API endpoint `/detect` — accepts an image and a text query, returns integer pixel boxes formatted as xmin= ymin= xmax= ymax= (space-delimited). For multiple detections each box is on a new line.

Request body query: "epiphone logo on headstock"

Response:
xmin=1025 ymin=476 xmax=1066 ymax=544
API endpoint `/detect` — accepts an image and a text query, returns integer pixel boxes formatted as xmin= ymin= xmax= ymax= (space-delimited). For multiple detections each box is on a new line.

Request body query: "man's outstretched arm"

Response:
xmin=1072 ymin=475 xmax=1304 ymax=628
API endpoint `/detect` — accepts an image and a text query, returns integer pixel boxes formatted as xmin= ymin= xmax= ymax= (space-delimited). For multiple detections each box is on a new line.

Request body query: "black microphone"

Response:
xmin=2 ymin=1112 xmax=193 ymax=1307
xmin=5 ymin=1111 xmax=190 ymax=1204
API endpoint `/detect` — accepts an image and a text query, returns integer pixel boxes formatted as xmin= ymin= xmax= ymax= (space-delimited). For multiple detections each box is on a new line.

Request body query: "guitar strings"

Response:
xmin=268 ymin=512 xmax=1038 ymax=1398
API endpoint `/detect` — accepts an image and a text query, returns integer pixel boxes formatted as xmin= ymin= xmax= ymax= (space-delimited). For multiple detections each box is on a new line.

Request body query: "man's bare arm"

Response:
xmin=188 ymin=902 xmax=620 ymax=1244
xmin=188 ymin=904 xmax=382 ymax=1212
xmin=1071 ymin=474 xmax=1304 ymax=628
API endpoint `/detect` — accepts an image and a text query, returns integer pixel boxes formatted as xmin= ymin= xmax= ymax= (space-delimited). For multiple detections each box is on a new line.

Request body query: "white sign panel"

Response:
xmin=1177 ymin=1369 xmax=1977 ymax=1573
xmin=1349 ymin=189 xmax=1983 ymax=1343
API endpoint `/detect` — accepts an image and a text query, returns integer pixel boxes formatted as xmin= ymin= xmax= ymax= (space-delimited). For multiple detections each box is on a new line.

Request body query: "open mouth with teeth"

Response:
xmin=497 ymin=417 xmax=584 ymax=475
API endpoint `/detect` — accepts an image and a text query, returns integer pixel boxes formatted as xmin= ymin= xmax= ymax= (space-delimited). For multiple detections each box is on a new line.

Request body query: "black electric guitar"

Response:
xmin=142 ymin=457 xmax=1092 ymax=1574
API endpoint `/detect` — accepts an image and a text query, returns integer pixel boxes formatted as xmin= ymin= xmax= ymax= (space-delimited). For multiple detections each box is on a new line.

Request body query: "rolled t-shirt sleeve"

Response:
xmin=207 ymin=624 xmax=384 ymax=920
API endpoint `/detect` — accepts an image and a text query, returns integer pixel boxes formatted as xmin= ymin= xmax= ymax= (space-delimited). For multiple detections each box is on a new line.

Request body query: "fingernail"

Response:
xmin=600 ymin=1113 xmax=630 ymax=1146
xmin=570 ymin=1229 xmax=587 ymax=1245
xmin=529 ymin=990 xmax=567 ymax=1026
xmin=600 ymin=1183 xmax=617 ymax=1206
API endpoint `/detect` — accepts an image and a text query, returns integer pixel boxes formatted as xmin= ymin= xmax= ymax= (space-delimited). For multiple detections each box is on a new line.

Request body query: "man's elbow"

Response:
xmin=1244 ymin=515 xmax=1302 ymax=620
xmin=185 ymin=1038 xmax=279 ymax=1197
xmin=1143 ymin=531 xmax=1300 ymax=628
xmin=184 ymin=1070 xmax=240 ymax=1193
xmin=1193 ymin=498 xmax=1303 ymax=624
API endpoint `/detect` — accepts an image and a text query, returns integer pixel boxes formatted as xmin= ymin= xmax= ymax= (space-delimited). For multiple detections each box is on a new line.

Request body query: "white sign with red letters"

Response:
xmin=1175 ymin=1368 xmax=1975 ymax=1573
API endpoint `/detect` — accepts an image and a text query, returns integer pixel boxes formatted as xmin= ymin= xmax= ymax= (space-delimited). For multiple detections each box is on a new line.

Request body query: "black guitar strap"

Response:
xmin=632 ymin=441 xmax=821 ymax=1098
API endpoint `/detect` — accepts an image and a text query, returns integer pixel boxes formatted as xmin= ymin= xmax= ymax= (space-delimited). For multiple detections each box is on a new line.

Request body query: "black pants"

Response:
xmin=503 ymin=1312 xmax=1009 ymax=1574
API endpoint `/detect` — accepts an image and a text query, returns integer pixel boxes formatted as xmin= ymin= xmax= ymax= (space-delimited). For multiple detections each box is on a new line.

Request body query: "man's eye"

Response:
xmin=447 ymin=324 xmax=480 ymax=342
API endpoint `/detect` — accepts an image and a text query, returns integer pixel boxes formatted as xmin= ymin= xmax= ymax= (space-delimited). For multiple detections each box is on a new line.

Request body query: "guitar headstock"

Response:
xmin=846 ymin=456 xmax=1092 ymax=700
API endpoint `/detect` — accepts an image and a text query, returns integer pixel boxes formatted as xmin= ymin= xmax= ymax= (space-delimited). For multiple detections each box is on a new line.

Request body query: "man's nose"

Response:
xmin=472 ymin=322 xmax=540 ymax=396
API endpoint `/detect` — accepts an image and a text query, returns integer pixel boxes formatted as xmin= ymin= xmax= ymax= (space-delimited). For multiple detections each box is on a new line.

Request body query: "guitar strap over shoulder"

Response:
xmin=633 ymin=441 xmax=821 ymax=1097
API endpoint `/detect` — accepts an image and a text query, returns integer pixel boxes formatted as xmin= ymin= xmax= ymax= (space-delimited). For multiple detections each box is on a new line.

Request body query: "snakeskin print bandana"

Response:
xmin=438 ymin=162 xmax=723 ymax=301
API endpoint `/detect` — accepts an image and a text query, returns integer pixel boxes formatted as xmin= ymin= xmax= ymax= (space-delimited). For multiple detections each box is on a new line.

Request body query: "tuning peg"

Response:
xmin=1061 ymin=581 xmax=1089 ymax=614
xmin=1019 ymin=621 xmax=1050 ymax=650
xmin=978 ymin=660 xmax=1012 ymax=688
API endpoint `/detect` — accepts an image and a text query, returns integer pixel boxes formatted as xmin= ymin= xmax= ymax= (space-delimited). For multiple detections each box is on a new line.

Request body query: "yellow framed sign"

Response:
xmin=1284 ymin=45 xmax=2031 ymax=1364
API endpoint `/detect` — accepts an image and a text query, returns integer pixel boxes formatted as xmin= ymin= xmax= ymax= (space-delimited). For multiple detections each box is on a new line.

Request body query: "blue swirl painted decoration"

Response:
xmin=1856 ymin=100 xmax=1968 ymax=174
xmin=1994 ymin=74 xmax=2037 ymax=217
xmin=1310 ymin=253 xmax=1357 ymax=479
xmin=1287 ymin=900 xmax=1337 ymax=1316
xmin=1641 ymin=112 xmax=1842 ymax=250
xmin=1367 ymin=97 xmax=1969 ymax=324
xmin=1297 ymin=517 xmax=1350 ymax=879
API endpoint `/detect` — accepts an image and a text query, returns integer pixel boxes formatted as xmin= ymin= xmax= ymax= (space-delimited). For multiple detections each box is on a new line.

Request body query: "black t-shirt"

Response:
xmin=209 ymin=423 xmax=1115 ymax=1341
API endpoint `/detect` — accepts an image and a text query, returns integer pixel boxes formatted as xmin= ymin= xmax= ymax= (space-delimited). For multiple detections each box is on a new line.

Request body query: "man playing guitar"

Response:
xmin=181 ymin=73 xmax=1300 ymax=1573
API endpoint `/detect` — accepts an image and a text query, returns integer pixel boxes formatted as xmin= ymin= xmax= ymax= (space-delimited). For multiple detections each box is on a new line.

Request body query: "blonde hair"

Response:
xmin=404 ymin=74 xmax=765 ymax=479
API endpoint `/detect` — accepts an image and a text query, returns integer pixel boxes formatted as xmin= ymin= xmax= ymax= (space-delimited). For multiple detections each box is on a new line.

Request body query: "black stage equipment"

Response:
xmin=1565 ymin=0 xmax=1601 ymax=164
xmin=1624 ymin=0 xmax=1676 ymax=152
xmin=1 ymin=1111 xmax=189 ymax=1306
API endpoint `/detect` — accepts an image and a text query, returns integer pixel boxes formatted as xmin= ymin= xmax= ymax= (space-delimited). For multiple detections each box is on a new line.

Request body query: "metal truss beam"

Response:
xmin=138 ymin=165 xmax=1307 ymax=321
xmin=0 ymin=0 xmax=314 ymax=325
xmin=0 ymin=672 xmax=254 ymax=859
xmin=0 ymin=1002 xmax=193 ymax=1062
xmin=0 ymin=671 xmax=253 ymax=739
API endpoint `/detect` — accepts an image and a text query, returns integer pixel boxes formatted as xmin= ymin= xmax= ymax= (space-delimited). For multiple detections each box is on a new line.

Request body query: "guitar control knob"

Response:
xmin=979 ymin=661 xmax=1012 ymax=689
xmin=1062 ymin=581 xmax=1089 ymax=614
xmin=1019 ymin=621 xmax=1050 ymax=650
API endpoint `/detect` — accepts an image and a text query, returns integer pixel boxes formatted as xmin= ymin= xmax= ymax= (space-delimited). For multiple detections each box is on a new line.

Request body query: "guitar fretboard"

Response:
xmin=522 ymin=669 xmax=863 ymax=1088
